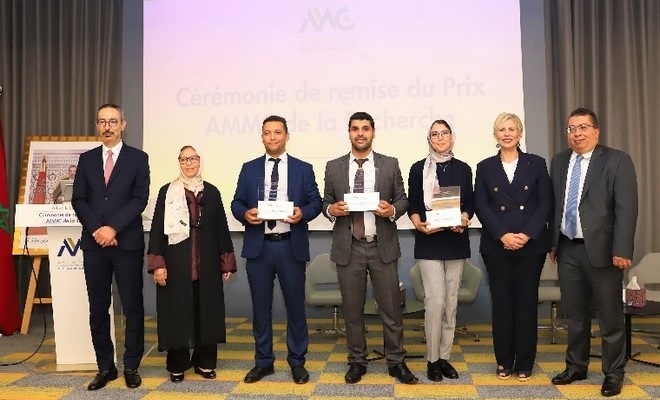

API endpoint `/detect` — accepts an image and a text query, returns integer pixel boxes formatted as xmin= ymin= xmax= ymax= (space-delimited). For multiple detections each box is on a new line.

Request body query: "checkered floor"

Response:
xmin=1 ymin=315 xmax=660 ymax=399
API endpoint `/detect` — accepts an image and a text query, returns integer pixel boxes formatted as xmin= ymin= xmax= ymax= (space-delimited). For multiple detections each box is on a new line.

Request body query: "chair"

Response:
xmin=410 ymin=259 xmax=483 ymax=342
xmin=627 ymin=253 xmax=660 ymax=340
xmin=628 ymin=253 xmax=660 ymax=302
xmin=304 ymin=253 xmax=345 ymax=336
xmin=538 ymin=257 xmax=565 ymax=344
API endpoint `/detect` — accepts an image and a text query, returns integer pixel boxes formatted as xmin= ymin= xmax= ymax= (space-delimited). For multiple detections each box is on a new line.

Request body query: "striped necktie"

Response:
xmin=564 ymin=154 xmax=583 ymax=239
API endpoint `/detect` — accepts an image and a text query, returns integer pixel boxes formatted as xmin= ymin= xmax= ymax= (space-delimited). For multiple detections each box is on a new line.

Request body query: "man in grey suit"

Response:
xmin=322 ymin=112 xmax=418 ymax=384
xmin=549 ymin=107 xmax=638 ymax=397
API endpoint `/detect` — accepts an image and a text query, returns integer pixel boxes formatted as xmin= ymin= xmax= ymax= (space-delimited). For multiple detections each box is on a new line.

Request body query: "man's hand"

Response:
xmin=613 ymin=256 xmax=633 ymax=269
xmin=329 ymin=201 xmax=350 ymax=217
xmin=244 ymin=208 xmax=262 ymax=225
xmin=285 ymin=207 xmax=303 ymax=225
xmin=373 ymin=200 xmax=393 ymax=218
xmin=93 ymin=226 xmax=118 ymax=247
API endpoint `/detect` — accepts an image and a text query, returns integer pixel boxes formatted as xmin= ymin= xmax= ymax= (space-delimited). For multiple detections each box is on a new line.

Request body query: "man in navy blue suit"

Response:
xmin=231 ymin=115 xmax=322 ymax=385
xmin=72 ymin=104 xmax=150 ymax=390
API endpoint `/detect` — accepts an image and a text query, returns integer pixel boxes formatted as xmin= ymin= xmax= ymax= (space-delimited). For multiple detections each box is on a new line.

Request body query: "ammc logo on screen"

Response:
xmin=57 ymin=237 xmax=81 ymax=257
xmin=300 ymin=7 xmax=355 ymax=33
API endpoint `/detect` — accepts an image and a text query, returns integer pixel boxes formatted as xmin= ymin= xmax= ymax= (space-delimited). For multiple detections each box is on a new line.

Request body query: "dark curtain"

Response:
xmin=546 ymin=0 xmax=660 ymax=259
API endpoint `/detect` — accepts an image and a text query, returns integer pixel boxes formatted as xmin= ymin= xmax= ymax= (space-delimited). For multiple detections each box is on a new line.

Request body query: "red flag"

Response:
xmin=0 ymin=111 xmax=21 ymax=335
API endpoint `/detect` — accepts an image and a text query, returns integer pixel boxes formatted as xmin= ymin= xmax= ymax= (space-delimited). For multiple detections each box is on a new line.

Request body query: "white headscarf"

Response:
xmin=422 ymin=131 xmax=454 ymax=210
xmin=163 ymin=146 xmax=204 ymax=245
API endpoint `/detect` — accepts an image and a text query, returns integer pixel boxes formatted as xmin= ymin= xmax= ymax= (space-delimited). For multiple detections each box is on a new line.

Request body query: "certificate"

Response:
xmin=258 ymin=200 xmax=294 ymax=220
xmin=344 ymin=192 xmax=380 ymax=212
xmin=426 ymin=186 xmax=462 ymax=229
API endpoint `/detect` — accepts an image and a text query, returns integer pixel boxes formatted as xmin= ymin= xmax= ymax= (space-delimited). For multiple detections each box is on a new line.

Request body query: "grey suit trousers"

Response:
xmin=336 ymin=239 xmax=406 ymax=366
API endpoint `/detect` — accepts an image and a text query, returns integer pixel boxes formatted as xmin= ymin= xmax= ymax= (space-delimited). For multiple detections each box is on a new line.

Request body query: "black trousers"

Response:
xmin=482 ymin=253 xmax=545 ymax=373
xmin=166 ymin=280 xmax=217 ymax=373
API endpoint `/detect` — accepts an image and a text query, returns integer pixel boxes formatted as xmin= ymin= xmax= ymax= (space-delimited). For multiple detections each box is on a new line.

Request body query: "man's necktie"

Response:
xmin=352 ymin=158 xmax=367 ymax=240
xmin=104 ymin=150 xmax=114 ymax=185
xmin=564 ymin=154 xmax=583 ymax=239
xmin=267 ymin=158 xmax=280 ymax=230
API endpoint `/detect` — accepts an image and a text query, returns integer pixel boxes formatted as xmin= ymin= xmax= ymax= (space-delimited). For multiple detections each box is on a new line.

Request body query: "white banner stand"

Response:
xmin=15 ymin=204 xmax=116 ymax=371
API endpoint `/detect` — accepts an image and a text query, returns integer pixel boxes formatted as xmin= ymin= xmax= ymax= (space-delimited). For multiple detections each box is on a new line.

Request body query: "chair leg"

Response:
xmin=550 ymin=302 xmax=556 ymax=344
xmin=455 ymin=324 xmax=480 ymax=342
xmin=315 ymin=306 xmax=345 ymax=336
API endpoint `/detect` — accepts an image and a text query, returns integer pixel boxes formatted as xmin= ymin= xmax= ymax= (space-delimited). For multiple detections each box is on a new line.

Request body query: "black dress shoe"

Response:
xmin=291 ymin=365 xmax=309 ymax=384
xmin=193 ymin=366 xmax=216 ymax=379
xmin=426 ymin=360 xmax=443 ymax=382
xmin=124 ymin=369 xmax=142 ymax=388
xmin=88 ymin=367 xmax=118 ymax=390
xmin=439 ymin=359 xmax=459 ymax=379
xmin=170 ymin=372 xmax=184 ymax=383
xmin=388 ymin=362 xmax=419 ymax=384
xmin=344 ymin=363 xmax=367 ymax=384
xmin=244 ymin=365 xmax=274 ymax=383
xmin=601 ymin=376 xmax=623 ymax=397
xmin=551 ymin=368 xmax=587 ymax=385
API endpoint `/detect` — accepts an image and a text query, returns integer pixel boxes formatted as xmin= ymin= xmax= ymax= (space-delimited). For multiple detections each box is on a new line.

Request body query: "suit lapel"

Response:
xmin=287 ymin=156 xmax=299 ymax=201
xmin=372 ymin=152 xmax=382 ymax=193
xmin=581 ymin=145 xmax=603 ymax=201
xmin=106 ymin=145 xmax=127 ymax=187
xmin=338 ymin=153 xmax=350 ymax=195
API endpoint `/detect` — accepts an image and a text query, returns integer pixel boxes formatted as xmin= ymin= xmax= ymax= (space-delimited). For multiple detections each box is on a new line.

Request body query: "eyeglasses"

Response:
xmin=178 ymin=155 xmax=200 ymax=164
xmin=96 ymin=119 xmax=121 ymax=128
xmin=566 ymin=124 xmax=594 ymax=134
xmin=429 ymin=130 xmax=451 ymax=139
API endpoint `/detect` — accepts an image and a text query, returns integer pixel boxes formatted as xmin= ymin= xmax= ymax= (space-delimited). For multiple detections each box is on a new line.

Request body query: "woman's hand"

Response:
xmin=153 ymin=267 xmax=167 ymax=286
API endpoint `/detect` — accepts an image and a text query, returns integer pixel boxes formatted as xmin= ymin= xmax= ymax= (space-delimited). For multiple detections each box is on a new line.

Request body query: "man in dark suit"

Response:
xmin=549 ymin=107 xmax=638 ymax=397
xmin=322 ymin=112 xmax=417 ymax=384
xmin=72 ymin=103 xmax=150 ymax=390
xmin=231 ymin=115 xmax=322 ymax=385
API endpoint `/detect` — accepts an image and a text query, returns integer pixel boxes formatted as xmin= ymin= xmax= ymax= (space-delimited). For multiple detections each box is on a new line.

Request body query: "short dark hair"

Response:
xmin=568 ymin=107 xmax=599 ymax=128
xmin=429 ymin=119 xmax=452 ymax=134
xmin=348 ymin=112 xmax=375 ymax=130
xmin=262 ymin=115 xmax=288 ymax=133
xmin=97 ymin=103 xmax=125 ymax=119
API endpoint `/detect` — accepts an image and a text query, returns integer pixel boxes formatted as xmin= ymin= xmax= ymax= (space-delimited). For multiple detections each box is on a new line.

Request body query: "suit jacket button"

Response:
xmin=520 ymin=205 xmax=524 ymax=210
xmin=104 ymin=196 xmax=109 ymax=201
xmin=500 ymin=206 xmax=505 ymax=211
xmin=524 ymin=185 xmax=529 ymax=190
xmin=494 ymin=187 xmax=499 ymax=192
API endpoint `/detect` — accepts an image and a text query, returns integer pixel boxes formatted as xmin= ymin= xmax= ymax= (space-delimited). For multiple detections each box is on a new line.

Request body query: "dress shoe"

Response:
xmin=388 ymin=362 xmax=419 ymax=384
xmin=439 ymin=359 xmax=459 ymax=379
xmin=344 ymin=363 xmax=367 ymax=384
xmin=551 ymin=368 xmax=587 ymax=385
xmin=124 ymin=369 xmax=142 ymax=388
xmin=87 ymin=367 xmax=118 ymax=390
xmin=244 ymin=365 xmax=274 ymax=383
xmin=426 ymin=360 xmax=443 ymax=382
xmin=601 ymin=376 xmax=623 ymax=397
xmin=193 ymin=366 xmax=216 ymax=379
xmin=170 ymin=372 xmax=184 ymax=383
xmin=291 ymin=365 xmax=309 ymax=384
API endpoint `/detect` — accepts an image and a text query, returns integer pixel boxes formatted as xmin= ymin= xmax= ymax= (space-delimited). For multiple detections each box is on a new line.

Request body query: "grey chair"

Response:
xmin=304 ymin=253 xmax=345 ymax=336
xmin=538 ymin=257 xmax=565 ymax=344
xmin=410 ymin=259 xmax=482 ymax=342
xmin=627 ymin=253 xmax=660 ymax=340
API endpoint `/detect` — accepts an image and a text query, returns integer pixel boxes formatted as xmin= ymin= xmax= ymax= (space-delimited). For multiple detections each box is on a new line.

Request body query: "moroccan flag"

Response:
xmin=0 ymin=112 xmax=21 ymax=335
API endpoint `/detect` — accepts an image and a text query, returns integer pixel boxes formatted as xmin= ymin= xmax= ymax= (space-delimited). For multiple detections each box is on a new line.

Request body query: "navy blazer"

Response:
xmin=407 ymin=157 xmax=474 ymax=260
xmin=72 ymin=143 xmax=150 ymax=251
xmin=231 ymin=154 xmax=322 ymax=263
xmin=474 ymin=150 xmax=553 ymax=256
